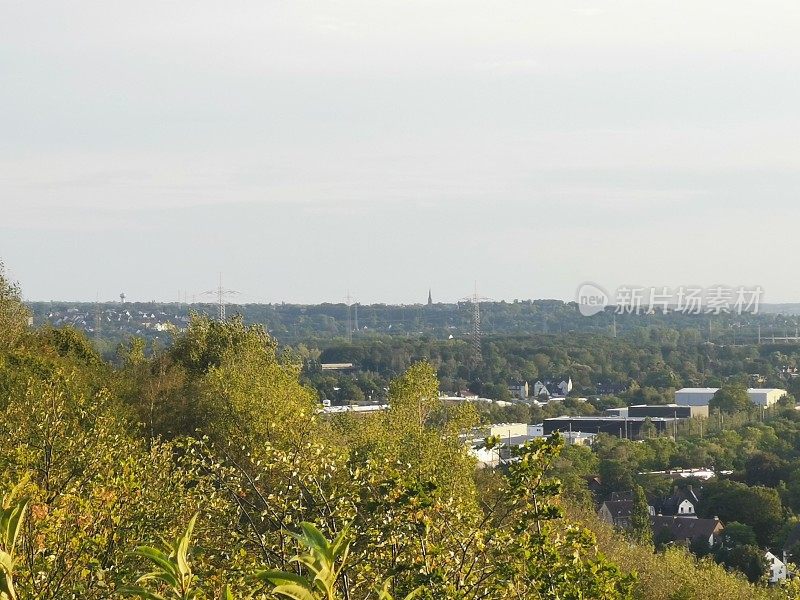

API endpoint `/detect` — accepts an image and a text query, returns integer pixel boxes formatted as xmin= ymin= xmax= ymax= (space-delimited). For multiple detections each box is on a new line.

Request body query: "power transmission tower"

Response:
xmin=94 ymin=292 xmax=102 ymax=342
xmin=460 ymin=284 xmax=491 ymax=363
xmin=472 ymin=295 xmax=481 ymax=355
xmin=344 ymin=291 xmax=356 ymax=343
xmin=203 ymin=273 xmax=240 ymax=321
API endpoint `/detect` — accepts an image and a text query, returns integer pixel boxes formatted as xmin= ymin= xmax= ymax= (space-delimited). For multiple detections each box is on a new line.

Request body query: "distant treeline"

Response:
xmin=26 ymin=299 xmax=800 ymax=351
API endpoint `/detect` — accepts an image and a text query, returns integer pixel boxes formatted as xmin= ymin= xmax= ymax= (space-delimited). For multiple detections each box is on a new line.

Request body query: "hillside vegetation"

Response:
xmin=0 ymin=263 xmax=792 ymax=599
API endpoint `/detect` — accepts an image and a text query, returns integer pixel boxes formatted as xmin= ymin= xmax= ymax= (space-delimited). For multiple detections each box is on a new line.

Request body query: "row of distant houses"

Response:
xmin=598 ymin=488 xmax=788 ymax=584
xmin=507 ymin=378 xmax=573 ymax=401
xmin=599 ymin=487 xmax=701 ymax=526
xmin=508 ymin=378 xmax=638 ymax=400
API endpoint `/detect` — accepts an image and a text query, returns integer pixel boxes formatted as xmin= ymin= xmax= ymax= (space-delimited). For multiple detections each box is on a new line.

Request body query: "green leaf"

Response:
xmin=118 ymin=585 xmax=169 ymax=600
xmin=220 ymin=585 xmax=234 ymax=600
xmin=176 ymin=513 xmax=199 ymax=580
xmin=131 ymin=547 xmax=179 ymax=578
xmin=270 ymin=584 xmax=318 ymax=600
xmin=255 ymin=570 xmax=312 ymax=589
xmin=295 ymin=523 xmax=332 ymax=562
xmin=136 ymin=570 xmax=180 ymax=590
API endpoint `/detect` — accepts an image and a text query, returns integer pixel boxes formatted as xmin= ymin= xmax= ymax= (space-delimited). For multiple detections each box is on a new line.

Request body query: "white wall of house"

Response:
xmin=765 ymin=552 xmax=787 ymax=583
xmin=507 ymin=382 xmax=529 ymax=400
xmin=677 ymin=500 xmax=695 ymax=516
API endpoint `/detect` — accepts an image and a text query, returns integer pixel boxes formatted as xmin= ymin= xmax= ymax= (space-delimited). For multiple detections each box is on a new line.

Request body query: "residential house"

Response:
xmin=650 ymin=515 xmax=723 ymax=548
xmin=586 ymin=476 xmax=603 ymax=497
xmin=507 ymin=380 xmax=529 ymax=401
xmin=765 ymin=551 xmax=788 ymax=584
xmin=654 ymin=486 xmax=700 ymax=517
xmin=598 ymin=499 xmax=634 ymax=528
xmin=533 ymin=381 xmax=550 ymax=399
xmin=533 ymin=377 xmax=573 ymax=399
xmin=558 ymin=377 xmax=573 ymax=396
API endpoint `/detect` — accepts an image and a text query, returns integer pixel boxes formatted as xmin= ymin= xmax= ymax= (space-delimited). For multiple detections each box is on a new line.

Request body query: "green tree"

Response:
xmin=710 ymin=384 xmax=751 ymax=414
xmin=121 ymin=514 xmax=203 ymax=600
xmin=163 ymin=314 xmax=318 ymax=446
xmin=640 ymin=417 xmax=657 ymax=440
xmin=335 ymin=379 xmax=365 ymax=404
xmin=0 ymin=262 xmax=29 ymax=350
xmin=599 ymin=459 xmax=635 ymax=500
xmin=744 ymin=451 xmax=786 ymax=487
xmin=719 ymin=544 xmax=767 ymax=583
xmin=698 ymin=480 xmax=783 ymax=547
xmin=719 ymin=522 xmax=758 ymax=548
xmin=629 ymin=485 xmax=652 ymax=546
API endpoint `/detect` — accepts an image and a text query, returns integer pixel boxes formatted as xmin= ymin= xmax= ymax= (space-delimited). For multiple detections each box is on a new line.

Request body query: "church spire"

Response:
xmin=427 ymin=288 xmax=433 ymax=306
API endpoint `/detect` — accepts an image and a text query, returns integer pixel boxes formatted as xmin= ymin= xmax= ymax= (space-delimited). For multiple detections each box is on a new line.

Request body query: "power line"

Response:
xmin=202 ymin=273 xmax=240 ymax=321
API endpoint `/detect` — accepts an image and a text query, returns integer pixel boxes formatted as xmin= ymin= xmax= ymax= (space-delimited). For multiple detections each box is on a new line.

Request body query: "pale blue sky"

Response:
xmin=3 ymin=1 xmax=800 ymax=303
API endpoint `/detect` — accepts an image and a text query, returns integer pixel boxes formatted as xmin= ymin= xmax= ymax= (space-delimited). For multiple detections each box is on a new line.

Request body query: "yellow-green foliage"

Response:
xmin=575 ymin=507 xmax=784 ymax=600
xmin=0 ymin=275 xmax=771 ymax=599
xmin=0 ymin=264 xmax=29 ymax=351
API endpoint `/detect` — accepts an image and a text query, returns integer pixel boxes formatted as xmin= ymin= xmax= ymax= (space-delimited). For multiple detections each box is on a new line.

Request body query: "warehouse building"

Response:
xmin=543 ymin=416 xmax=675 ymax=440
xmin=675 ymin=387 xmax=787 ymax=408
xmin=628 ymin=404 xmax=709 ymax=418
xmin=675 ymin=388 xmax=718 ymax=406
xmin=747 ymin=388 xmax=787 ymax=407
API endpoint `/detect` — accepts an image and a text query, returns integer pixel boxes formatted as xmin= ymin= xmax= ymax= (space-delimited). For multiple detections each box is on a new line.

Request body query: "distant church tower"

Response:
xmin=427 ymin=289 xmax=433 ymax=306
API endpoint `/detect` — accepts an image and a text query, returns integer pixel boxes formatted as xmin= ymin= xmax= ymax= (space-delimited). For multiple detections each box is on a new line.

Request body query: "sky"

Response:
xmin=3 ymin=1 xmax=800 ymax=304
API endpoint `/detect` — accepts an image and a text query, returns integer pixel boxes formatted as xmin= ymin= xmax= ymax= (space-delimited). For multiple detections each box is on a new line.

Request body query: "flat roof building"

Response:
xmin=676 ymin=387 xmax=787 ymax=408
xmin=747 ymin=388 xmax=787 ymax=407
xmin=628 ymin=404 xmax=709 ymax=419
xmin=488 ymin=423 xmax=528 ymax=438
xmin=675 ymin=388 xmax=718 ymax=406
xmin=543 ymin=416 xmax=675 ymax=440
xmin=604 ymin=407 xmax=629 ymax=417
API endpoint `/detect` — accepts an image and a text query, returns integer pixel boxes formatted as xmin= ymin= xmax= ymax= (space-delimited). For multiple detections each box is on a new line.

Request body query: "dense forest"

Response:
xmin=3 ymin=262 xmax=800 ymax=598
xmin=300 ymin=331 xmax=800 ymax=409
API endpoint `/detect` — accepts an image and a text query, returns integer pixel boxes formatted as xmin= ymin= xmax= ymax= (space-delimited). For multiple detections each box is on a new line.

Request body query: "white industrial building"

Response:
xmin=675 ymin=388 xmax=718 ymax=406
xmin=488 ymin=423 xmax=528 ymax=438
xmin=675 ymin=387 xmax=787 ymax=408
xmin=748 ymin=388 xmax=787 ymax=407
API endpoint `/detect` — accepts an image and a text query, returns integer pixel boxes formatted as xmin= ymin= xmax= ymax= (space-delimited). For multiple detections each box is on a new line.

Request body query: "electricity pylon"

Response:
xmin=460 ymin=283 xmax=492 ymax=362
xmin=203 ymin=273 xmax=239 ymax=321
